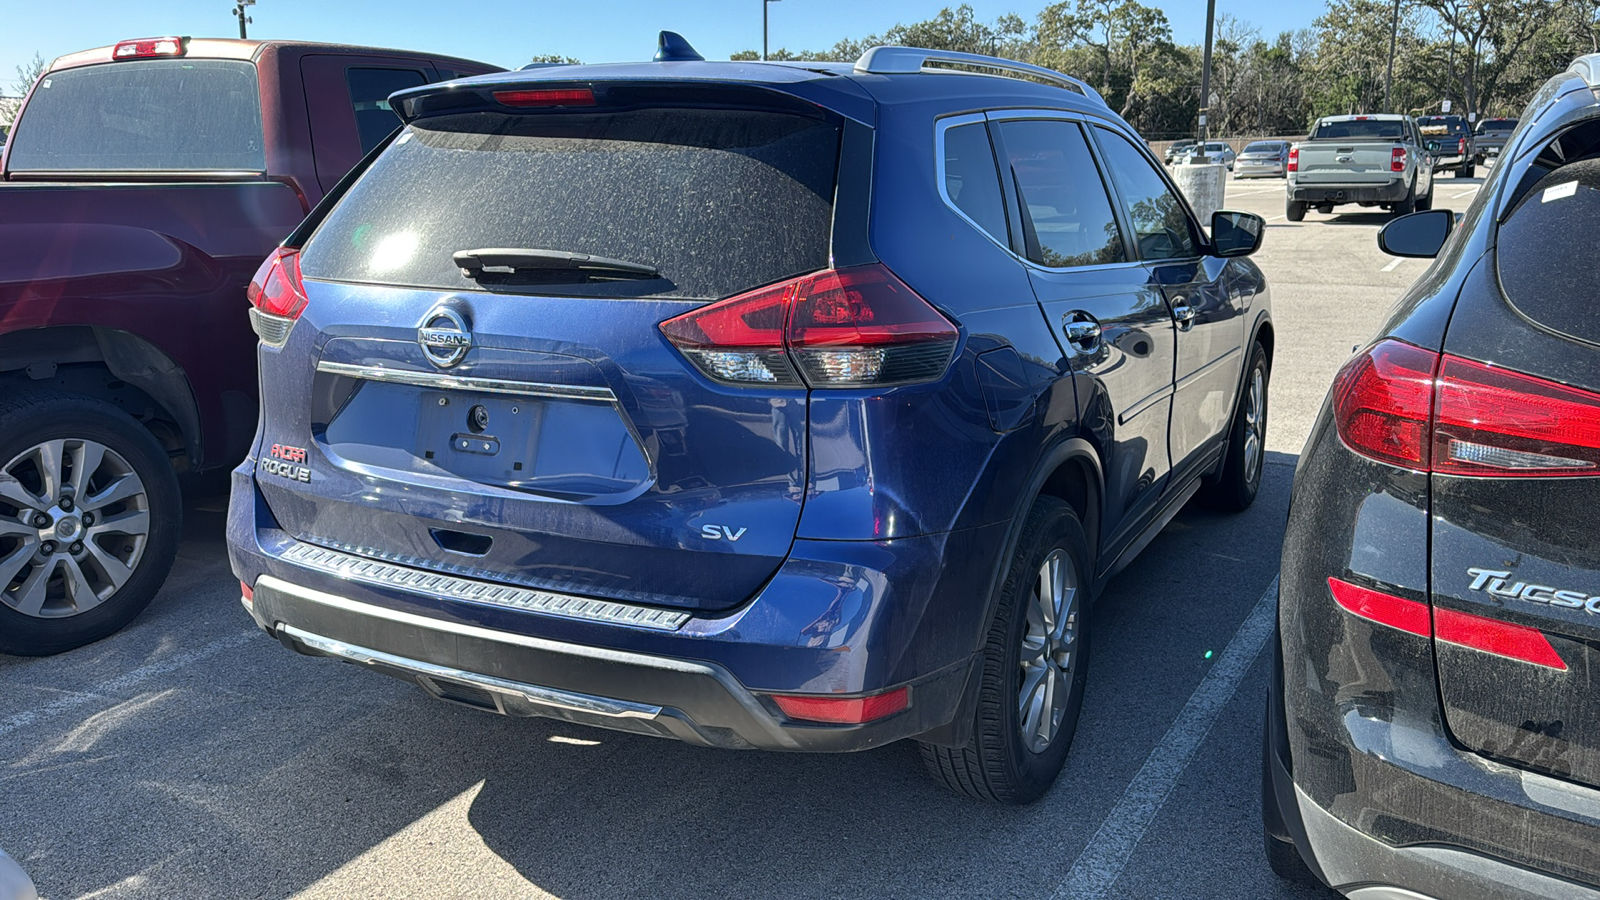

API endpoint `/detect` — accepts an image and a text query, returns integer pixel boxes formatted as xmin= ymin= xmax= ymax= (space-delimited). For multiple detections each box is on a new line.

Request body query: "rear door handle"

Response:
xmin=1171 ymin=299 xmax=1199 ymax=331
xmin=1063 ymin=312 xmax=1101 ymax=352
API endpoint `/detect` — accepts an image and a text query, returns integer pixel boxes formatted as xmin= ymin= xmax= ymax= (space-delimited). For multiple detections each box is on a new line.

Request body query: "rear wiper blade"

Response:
xmin=453 ymin=248 xmax=660 ymax=280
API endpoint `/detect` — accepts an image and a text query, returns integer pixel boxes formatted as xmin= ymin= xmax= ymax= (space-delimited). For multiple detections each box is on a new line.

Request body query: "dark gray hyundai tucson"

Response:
xmin=1265 ymin=53 xmax=1600 ymax=899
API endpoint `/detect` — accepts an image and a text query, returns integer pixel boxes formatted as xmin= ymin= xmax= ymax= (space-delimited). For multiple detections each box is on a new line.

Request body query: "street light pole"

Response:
xmin=1196 ymin=0 xmax=1216 ymax=162
xmin=233 ymin=0 xmax=255 ymax=39
xmin=762 ymin=0 xmax=781 ymax=61
xmin=1384 ymin=0 xmax=1400 ymax=113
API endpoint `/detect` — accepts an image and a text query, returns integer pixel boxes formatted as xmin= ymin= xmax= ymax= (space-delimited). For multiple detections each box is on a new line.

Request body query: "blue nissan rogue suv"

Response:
xmin=227 ymin=36 xmax=1273 ymax=803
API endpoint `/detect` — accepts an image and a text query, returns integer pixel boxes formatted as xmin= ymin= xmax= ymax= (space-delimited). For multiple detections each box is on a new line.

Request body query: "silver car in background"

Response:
xmin=1178 ymin=140 xmax=1237 ymax=170
xmin=1233 ymin=140 xmax=1290 ymax=178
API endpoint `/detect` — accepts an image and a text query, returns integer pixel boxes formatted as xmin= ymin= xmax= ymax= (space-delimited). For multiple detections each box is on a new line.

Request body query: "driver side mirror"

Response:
xmin=1378 ymin=208 xmax=1454 ymax=258
xmin=1211 ymin=210 xmax=1265 ymax=257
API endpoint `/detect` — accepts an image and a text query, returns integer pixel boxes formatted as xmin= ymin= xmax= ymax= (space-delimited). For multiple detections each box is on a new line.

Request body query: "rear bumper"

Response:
xmin=1234 ymin=161 xmax=1285 ymax=177
xmin=1290 ymin=178 xmax=1408 ymax=203
xmin=227 ymin=468 xmax=993 ymax=751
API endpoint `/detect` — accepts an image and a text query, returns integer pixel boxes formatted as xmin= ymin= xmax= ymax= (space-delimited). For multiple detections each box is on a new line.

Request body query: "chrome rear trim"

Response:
xmin=315 ymin=360 xmax=616 ymax=402
xmin=279 ymin=623 xmax=662 ymax=719
xmin=279 ymin=543 xmax=690 ymax=632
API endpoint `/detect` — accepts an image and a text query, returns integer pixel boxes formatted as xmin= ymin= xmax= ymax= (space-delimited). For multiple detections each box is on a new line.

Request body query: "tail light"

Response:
xmin=1287 ymin=146 xmax=1299 ymax=173
xmin=247 ymin=247 xmax=308 ymax=346
xmin=114 ymin=37 xmax=184 ymax=59
xmin=493 ymin=88 xmax=595 ymax=108
xmin=1329 ymin=577 xmax=1565 ymax=669
xmin=659 ymin=264 xmax=959 ymax=389
xmin=1332 ymin=339 xmax=1600 ymax=475
xmin=1391 ymin=146 xmax=1407 ymax=173
xmin=1458 ymin=136 xmax=1467 ymax=155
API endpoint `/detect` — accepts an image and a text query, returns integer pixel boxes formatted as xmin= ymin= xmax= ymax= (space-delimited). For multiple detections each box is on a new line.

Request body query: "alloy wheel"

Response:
xmin=1243 ymin=366 xmax=1266 ymax=484
xmin=0 ymin=439 xmax=151 ymax=618
xmin=1018 ymin=548 xmax=1081 ymax=753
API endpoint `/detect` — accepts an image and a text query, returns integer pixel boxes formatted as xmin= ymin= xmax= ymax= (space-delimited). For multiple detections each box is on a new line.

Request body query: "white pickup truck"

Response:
xmin=1286 ymin=114 xmax=1435 ymax=221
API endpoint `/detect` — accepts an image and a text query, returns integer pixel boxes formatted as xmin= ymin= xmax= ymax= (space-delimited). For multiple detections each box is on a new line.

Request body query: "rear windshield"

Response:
xmin=6 ymin=59 xmax=263 ymax=173
xmin=1477 ymin=118 xmax=1517 ymax=132
xmin=1312 ymin=119 xmax=1405 ymax=141
xmin=300 ymin=107 xmax=840 ymax=300
xmin=1496 ymin=158 xmax=1600 ymax=345
xmin=1243 ymin=142 xmax=1284 ymax=152
xmin=1417 ymin=117 xmax=1468 ymax=134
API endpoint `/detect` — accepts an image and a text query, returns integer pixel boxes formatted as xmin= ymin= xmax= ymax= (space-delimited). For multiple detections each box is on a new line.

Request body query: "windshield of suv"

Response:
xmin=1477 ymin=118 xmax=1518 ymax=133
xmin=1496 ymin=158 xmax=1600 ymax=345
xmin=1312 ymin=120 xmax=1404 ymax=140
xmin=6 ymin=59 xmax=264 ymax=173
xmin=300 ymin=107 xmax=840 ymax=301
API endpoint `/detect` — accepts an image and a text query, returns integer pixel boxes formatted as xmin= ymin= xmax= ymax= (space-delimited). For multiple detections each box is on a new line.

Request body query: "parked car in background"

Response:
xmin=1234 ymin=140 xmax=1290 ymax=178
xmin=1286 ymin=114 xmax=1434 ymax=221
xmin=1416 ymin=114 xmax=1477 ymax=177
xmin=228 ymin=36 xmax=1273 ymax=804
xmin=1474 ymin=116 xmax=1518 ymax=161
xmin=1164 ymin=139 xmax=1196 ymax=165
xmin=1266 ymin=52 xmax=1600 ymax=899
xmin=1178 ymin=140 xmax=1236 ymax=170
xmin=0 ymin=37 xmax=500 ymax=656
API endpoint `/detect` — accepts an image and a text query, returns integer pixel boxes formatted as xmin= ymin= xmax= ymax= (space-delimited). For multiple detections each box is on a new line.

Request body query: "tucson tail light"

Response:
xmin=1286 ymin=146 xmax=1299 ymax=173
xmin=659 ymin=264 xmax=959 ymax=388
xmin=1391 ymin=146 xmax=1407 ymax=172
xmin=114 ymin=37 xmax=184 ymax=59
xmin=247 ymin=247 xmax=308 ymax=346
xmin=770 ymin=686 xmax=910 ymax=724
xmin=1329 ymin=577 xmax=1565 ymax=669
xmin=1332 ymin=339 xmax=1600 ymax=476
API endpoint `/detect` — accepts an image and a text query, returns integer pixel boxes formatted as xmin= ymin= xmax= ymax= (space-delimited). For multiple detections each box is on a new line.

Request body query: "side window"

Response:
xmin=346 ymin=67 xmax=428 ymax=153
xmin=1093 ymin=127 xmax=1200 ymax=261
xmin=994 ymin=119 xmax=1126 ymax=269
xmin=941 ymin=121 xmax=1009 ymax=245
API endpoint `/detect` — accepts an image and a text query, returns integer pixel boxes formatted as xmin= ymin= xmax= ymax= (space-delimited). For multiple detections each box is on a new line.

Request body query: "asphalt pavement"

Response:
xmin=0 ymin=167 xmax=1487 ymax=899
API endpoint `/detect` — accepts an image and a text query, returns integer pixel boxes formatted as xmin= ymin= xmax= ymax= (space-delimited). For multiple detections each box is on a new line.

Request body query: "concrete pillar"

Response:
xmin=1170 ymin=163 xmax=1227 ymax=223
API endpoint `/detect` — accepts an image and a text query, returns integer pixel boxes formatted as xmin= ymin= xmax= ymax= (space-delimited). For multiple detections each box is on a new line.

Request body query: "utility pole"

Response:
xmin=233 ymin=0 xmax=255 ymax=39
xmin=763 ymin=0 xmax=781 ymax=61
xmin=1384 ymin=0 xmax=1400 ymax=113
xmin=1196 ymin=0 xmax=1216 ymax=162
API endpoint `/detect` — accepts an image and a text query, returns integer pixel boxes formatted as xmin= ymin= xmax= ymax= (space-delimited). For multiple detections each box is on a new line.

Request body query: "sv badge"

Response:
xmin=701 ymin=524 xmax=747 ymax=542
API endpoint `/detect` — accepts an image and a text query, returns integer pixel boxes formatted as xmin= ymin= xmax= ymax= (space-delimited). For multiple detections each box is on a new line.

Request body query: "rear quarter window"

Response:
xmin=6 ymin=59 xmax=263 ymax=172
xmin=299 ymin=107 xmax=839 ymax=300
xmin=1496 ymin=158 xmax=1600 ymax=345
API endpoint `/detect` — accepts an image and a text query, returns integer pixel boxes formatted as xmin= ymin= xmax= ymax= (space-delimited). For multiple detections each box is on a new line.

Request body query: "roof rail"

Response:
xmin=1570 ymin=52 xmax=1600 ymax=88
xmin=853 ymin=46 xmax=1106 ymax=107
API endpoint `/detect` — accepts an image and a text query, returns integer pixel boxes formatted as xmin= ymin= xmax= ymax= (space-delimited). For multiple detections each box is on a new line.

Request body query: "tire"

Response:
xmin=1285 ymin=200 xmax=1306 ymax=222
xmin=1199 ymin=342 xmax=1269 ymax=512
xmin=1416 ymin=183 xmax=1433 ymax=210
xmin=919 ymin=496 xmax=1090 ymax=804
xmin=1392 ymin=180 xmax=1416 ymax=216
xmin=0 ymin=388 xmax=180 ymax=656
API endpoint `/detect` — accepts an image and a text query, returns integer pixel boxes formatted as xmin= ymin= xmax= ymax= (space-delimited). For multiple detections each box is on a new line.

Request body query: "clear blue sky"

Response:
xmin=3 ymin=1 xmax=1319 ymax=94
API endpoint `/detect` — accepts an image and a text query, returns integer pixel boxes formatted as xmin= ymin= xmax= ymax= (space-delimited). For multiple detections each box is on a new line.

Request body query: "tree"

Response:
xmin=14 ymin=53 xmax=46 ymax=95
xmin=528 ymin=54 xmax=582 ymax=66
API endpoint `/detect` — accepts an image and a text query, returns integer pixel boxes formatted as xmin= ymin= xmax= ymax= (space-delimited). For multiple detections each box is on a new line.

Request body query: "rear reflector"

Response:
xmin=1434 ymin=606 xmax=1567 ymax=670
xmin=771 ymin=687 xmax=910 ymax=724
xmin=114 ymin=37 xmax=184 ymax=59
xmin=659 ymin=264 xmax=958 ymax=388
xmin=493 ymin=88 xmax=595 ymax=108
xmin=1332 ymin=339 xmax=1600 ymax=476
xmin=240 ymin=581 xmax=254 ymax=608
xmin=1329 ymin=577 xmax=1566 ymax=670
xmin=247 ymin=248 xmax=309 ymax=345
xmin=1328 ymin=576 xmax=1430 ymax=636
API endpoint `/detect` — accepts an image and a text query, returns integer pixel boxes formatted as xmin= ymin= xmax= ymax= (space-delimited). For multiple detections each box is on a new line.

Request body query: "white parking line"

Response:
xmin=1052 ymin=576 xmax=1280 ymax=900
xmin=1382 ymin=257 xmax=1407 ymax=272
xmin=1265 ymin=215 xmax=1285 ymax=222
xmin=1450 ymin=187 xmax=1479 ymax=199
xmin=0 ymin=630 xmax=257 ymax=740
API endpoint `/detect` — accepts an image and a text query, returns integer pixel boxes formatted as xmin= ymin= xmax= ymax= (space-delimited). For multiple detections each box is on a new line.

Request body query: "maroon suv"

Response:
xmin=0 ymin=37 xmax=500 ymax=654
